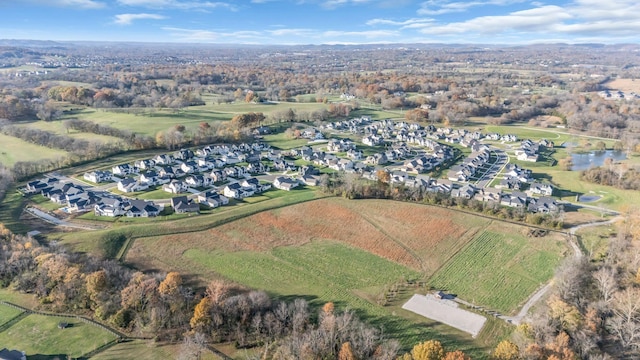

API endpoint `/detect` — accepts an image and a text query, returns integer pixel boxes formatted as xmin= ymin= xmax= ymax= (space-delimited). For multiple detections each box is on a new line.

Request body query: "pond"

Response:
xmin=571 ymin=150 xmax=626 ymax=171
xmin=578 ymin=195 xmax=602 ymax=203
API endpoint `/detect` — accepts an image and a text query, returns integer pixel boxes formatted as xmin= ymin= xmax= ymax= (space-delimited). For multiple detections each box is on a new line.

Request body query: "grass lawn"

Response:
xmin=0 ymin=133 xmax=68 ymax=167
xmin=91 ymin=339 xmax=220 ymax=360
xmin=0 ymin=289 xmax=40 ymax=309
xmin=428 ymin=223 xmax=567 ymax=314
xmin=262 ymin=132 xmax=310 ymax=150
xmin=0 ymin=314 xmax=117 ymax=358
xmin=14 ymin=120 xmax=123 ymax=143
xmin=576 ymin=223 xmax=618 ymax=261
xmin=0 ymin=304 xmax=23 ymax=327
xmin=0 ymin=189 xmax=30 ymax=234
xmin=137 ymin=188 xmax=173 ymax=200
xmin=28 ymin=194 xmax=63 ymax=211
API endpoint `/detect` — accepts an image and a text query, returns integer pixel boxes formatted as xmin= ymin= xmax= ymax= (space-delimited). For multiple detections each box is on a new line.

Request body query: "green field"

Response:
xmin=0 ymin=314 xmax=117 ymax=358
xmin=0 ymin=133 xmax=68 ymax=167
xmin=0 ymin=304 xmax=23 ymax=326
xmin=120 ymin=198 xmax=566 ymax=355
xmin=428 ymin=227 xmax=566 ymax=313
xmin=185 ymin=241 xmax=419 ymax=299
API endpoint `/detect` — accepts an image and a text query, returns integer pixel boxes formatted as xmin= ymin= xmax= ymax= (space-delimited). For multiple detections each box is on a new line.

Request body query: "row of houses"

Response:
xmin=26 ymin=177 xmax=163 ymax=217
xmin=447 ymin=149 xmax=491 ymax=182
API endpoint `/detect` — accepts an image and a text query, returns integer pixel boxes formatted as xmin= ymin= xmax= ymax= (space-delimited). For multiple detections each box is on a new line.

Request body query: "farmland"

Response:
xmin=0 ymin=312 xmax=118 ymax=358
xmin=125 ymin=197 xmax=568 ymax=352
xmin=428 ymin=224 xmax=567 ymax=313
xmin=0 ymin=133 xmax=68 ymax=167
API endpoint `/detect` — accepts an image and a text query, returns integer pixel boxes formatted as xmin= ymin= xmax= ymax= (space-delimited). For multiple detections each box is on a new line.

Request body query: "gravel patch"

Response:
xmin=402 ymin=294 xmax=486 ymax=337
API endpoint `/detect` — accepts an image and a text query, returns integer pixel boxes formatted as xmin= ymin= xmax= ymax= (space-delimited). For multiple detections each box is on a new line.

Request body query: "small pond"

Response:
xmin=571 ymin=150 xmax=626 ymax=171
xmin=578 ymin=195 xmax=602 ymax=203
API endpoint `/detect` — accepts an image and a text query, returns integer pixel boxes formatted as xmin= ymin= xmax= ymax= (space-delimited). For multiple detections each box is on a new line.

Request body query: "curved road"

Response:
xmin=502 ymin=215 xmax=622 ymax=325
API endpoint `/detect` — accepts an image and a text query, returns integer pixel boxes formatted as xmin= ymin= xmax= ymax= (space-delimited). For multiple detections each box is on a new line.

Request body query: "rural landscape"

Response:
xmin=1 ymin=26 xmax=640 ymax=360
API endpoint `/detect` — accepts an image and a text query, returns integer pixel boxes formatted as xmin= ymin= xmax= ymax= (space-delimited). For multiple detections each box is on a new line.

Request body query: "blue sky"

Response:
xmin=1 ymin=0 xmax=639 ymax=44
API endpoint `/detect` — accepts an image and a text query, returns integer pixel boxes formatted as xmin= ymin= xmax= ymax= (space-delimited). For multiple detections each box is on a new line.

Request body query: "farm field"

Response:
xmin=0 ymin=133 xmax=68 ymax=167
xmin=14 ymin=120 xmax=123 ymax=144
xmin=428 ymin=223 xmax=567 ymax=313
xmin=125 ymin=198 xmax=568 ymax=352
xmin=0 ymin=314 xmax=117 ymax=358
xmin=604 ymin=78 xmax=640 ymax=93
xmin=57 ymin=187 xmax=324 ymax=257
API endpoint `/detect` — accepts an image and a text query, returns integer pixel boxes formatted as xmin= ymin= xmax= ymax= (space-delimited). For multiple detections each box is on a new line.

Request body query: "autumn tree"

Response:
xmin=491 ymin=340 xmax=519 ymax=360
xmin=405 ymin=108 xmax=429 ymax=123
xmin=411 ymin=340 xmax=445 ymax=360
xmin=190 ymin=297 xmax=213 ymax=333
xmin=444 ymin=350 xmax=471 ymax=360
xmin=338 ymin=342 xmax=356 ymax=360
xmin=159 ymin=272 xmax=182 ymax=297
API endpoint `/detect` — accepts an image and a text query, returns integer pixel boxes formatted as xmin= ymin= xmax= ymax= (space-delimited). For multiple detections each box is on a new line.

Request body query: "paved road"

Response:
xmin=474 ymin=148 xmax=508 ymax=188
xmin=25 ymin=207 xmax=101 ymax=230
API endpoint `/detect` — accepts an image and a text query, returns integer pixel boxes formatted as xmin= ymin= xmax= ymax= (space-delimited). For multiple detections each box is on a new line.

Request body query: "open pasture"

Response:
xmin=0 ymin=133 xmax=68 ymax=167
xmin=127 ymin=198 xmax=566 ymax=315
xmin=124 ymin=198 xmax=566 ymax=352
xmin=0 ymin=313 xmax=118 ymax=358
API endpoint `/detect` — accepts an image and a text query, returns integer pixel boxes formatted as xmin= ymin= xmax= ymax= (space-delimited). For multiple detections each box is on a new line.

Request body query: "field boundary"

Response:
xmin=118 ymin=191 xmax=331 ymax=261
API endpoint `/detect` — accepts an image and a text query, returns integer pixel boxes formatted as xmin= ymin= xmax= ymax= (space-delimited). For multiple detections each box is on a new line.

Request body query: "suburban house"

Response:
xmin=25 ymin=177 xmax=59 ymax=194
xmin=223 ymin=182 xmax=254 ymax=199
xmin=124 ymin=199 xmax=161 ymax=217
xmin=170 ymin=196 xmax=200 ymax=214
xmin=301 ymin=174 xmax=321 ymax=186
xmin=117 ymin=178 xmax=148 ymax=193
xmin=134 ymin=159 xmax=155 ymax=170
xmin=451 ymin=184 xmax=477 ymax=199
xmin=185 ymin=174 xmax=211 ymax=188
xmin=94 ymin=197 xmax=124 ymax=217
xmin=0 ymin=348 xmax=26 ymax=360
xmin=139 ymin=171 xmax=159 ymax=185
xmin=111 ymin=164 xmax=136 ymax=176
xmin=197 ymin=191 xmax=229 ymax=208
xmin=153 ymin=154 xmax=174 ymax=165
xmin=209 ymin=170 xmax=226 ymax=183
xmin=527 ymin=196 xmax=559 ymax=213
xmin=162 ymin=180 xmax=188 ymax=194
xmin=529 ymin=182 xmax=554 ymax=196
xmin=500 ymin=191 xmax=528 ymax=208
xmin=83 ymin=170 xmax=112 ymax=183
xmin=273 ymin=176 xmax=299 ymax=191
xmin=174 ymin=149 xmax=194 ymax=161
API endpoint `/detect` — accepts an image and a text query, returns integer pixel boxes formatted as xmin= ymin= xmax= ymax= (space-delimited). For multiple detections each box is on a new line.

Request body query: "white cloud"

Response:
xmin=27 ymin=0 xmax=105 ymax=8
xmin=114 ymin=13 xmax=167 ymax=25
xmin=117 ymin=0 xmax=237 ymax=10
xmin=321 ymin=30 xmax=400 ymax=38
xmin=162 ymin=27 xmax=264 ymax=42
xmin=366 ymin=18 xmax=434 ymax=29
xmin=421 ymin=5 xmax=571 ymax=34
xmin=267 ymin=28 xmax=315 ymax=36
xmin=418 ymin=0 xmax=524 ymax=16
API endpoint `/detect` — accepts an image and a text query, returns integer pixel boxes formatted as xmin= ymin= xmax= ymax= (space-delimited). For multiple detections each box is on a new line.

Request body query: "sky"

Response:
xmin=0 ymin=0 xmax=639 ymax=45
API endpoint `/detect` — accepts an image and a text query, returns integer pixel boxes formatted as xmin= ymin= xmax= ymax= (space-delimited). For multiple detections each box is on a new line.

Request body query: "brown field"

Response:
xmin=127 ymin=198 xmax=490 ymax=276
xmin=605 ymin=78 xmax=640 ymax=93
